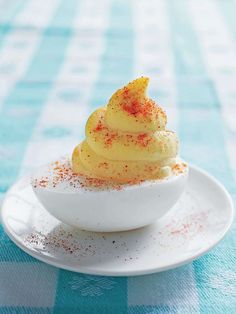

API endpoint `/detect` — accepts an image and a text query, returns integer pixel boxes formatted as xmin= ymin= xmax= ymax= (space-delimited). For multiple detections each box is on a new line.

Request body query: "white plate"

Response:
xmin=1 ymin=166 xmax=234 ymax=276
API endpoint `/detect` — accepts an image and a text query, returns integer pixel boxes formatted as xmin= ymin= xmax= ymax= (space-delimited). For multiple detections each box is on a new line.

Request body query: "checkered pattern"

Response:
xmin=0 ymin=0 xmax=236 ymax=313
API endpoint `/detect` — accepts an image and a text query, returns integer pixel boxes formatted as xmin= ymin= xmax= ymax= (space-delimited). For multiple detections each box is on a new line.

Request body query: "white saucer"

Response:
xmin=1 ymin=166 xmax=234 ymax=276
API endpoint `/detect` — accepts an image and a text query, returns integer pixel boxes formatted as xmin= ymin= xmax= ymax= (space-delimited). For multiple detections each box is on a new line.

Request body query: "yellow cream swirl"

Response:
xmin=72 ymin=77 xmax=179 ymax=183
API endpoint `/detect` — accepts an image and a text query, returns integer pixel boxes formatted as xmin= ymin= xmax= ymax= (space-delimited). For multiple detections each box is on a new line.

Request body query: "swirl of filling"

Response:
xmin=72 ymin=77 xmax=179 ymax=183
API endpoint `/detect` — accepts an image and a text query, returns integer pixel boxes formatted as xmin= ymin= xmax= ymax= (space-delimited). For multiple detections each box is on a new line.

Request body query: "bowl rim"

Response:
xmin=31 ymin=159 xmax=189 ymax=195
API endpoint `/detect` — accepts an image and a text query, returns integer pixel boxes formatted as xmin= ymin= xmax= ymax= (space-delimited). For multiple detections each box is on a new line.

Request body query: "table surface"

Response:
xmin=0 ymin=0 xmax=236 ymax=313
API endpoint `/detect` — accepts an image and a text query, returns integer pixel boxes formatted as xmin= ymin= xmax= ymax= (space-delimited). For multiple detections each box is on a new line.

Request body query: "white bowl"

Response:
xmin=32 ymin=159 xmax=188 ymax=232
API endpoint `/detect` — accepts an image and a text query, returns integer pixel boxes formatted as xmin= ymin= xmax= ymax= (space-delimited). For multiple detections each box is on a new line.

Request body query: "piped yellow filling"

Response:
xmin=72 ymin=77 xmax=179 ymax=183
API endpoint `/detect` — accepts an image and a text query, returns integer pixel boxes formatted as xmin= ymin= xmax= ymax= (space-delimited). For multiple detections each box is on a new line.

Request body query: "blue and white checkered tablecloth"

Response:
xmin=0 ymin=0 xmax=236 ymax=313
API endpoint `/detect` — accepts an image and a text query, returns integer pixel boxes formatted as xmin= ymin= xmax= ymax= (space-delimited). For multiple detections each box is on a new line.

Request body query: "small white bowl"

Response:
xmin=32 ymin=158 xmax=188 ymax=232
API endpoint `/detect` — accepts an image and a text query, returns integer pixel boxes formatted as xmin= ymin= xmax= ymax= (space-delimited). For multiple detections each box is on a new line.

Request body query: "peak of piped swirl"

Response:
xmin=105 ymin=76 xmax=167 ymax=132
xmin=72 ymin=77 xmax=179 ymax=183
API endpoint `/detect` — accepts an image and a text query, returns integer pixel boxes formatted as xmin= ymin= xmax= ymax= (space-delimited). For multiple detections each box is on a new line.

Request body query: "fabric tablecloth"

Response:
xmin=0 ymin=0 xmax=236 ymax=313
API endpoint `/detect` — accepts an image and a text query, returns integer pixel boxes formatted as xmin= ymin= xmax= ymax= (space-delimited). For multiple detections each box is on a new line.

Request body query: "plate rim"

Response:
xmin=1 ymin=165 xmax=234 ymax=276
